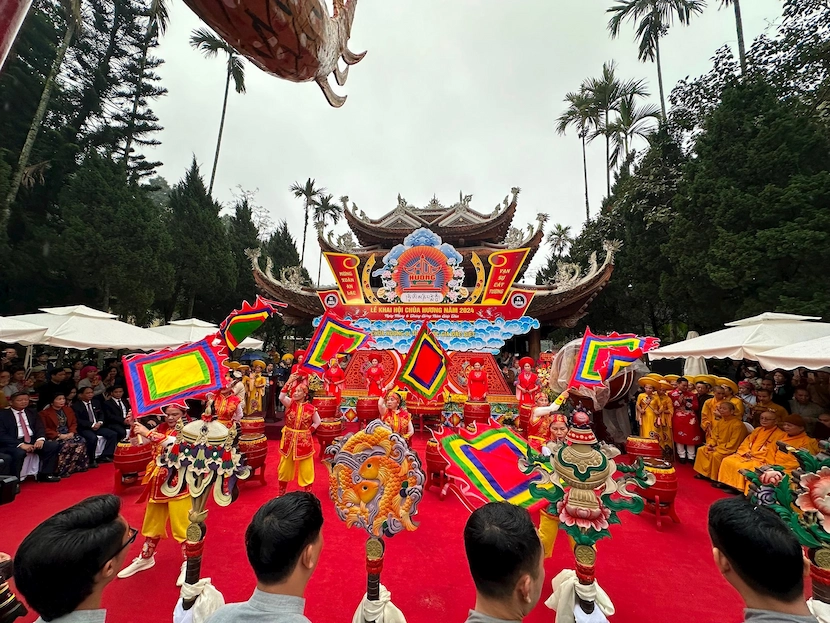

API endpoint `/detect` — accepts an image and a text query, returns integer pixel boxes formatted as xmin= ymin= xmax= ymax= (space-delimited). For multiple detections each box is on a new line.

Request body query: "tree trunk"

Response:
xmin=102 ymin=280 xmax=110 ymax=311
xmin=317 ymin=250 xmax=323 ymax=286
xmin=123 ymin=21 xmax=154 ymax=172
xmin=300 ymin=199 xmax=309 ymax=265
xmin=187 ymin=290 xmax=196 ymax=317
xmin=208 ymin=65 xmax=232 ymax=195
xmin=733 ymin=0 xmax=747 ymax=75
xmin=604 ymin=109 xmax=611 ymax=197
xmin=1 ymin=20 xmax=75 ymax=231
xmin=655 ymin=36 xmax=667 ymax=119
xmin=581 ymin=130 xmax=590 ymax=221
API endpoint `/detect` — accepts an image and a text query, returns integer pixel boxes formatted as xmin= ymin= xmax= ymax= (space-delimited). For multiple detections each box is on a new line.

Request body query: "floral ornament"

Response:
xmin=798 ymin=466 xmax=830 ymax=528
xmin=557 ymin=490 xmax=613 ymax=532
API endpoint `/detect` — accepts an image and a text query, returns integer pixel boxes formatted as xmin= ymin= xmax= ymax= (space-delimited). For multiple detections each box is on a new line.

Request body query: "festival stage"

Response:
xmin=4 ymin=431 xmax=750 ymax=623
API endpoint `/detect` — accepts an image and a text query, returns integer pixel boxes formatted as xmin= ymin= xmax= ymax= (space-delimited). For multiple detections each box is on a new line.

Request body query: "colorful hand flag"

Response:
xmin=568 ymin=328 xmax=659 ymax=391
xmin=219 ymin=295 xmax=285 ymax=350
xmin=300 ymin=312 xmax=372 ymax=375
xmin=123 ymin=338 xmax=229 ymax=416
xmin=396 ymin=322 xmax=449 ymax=400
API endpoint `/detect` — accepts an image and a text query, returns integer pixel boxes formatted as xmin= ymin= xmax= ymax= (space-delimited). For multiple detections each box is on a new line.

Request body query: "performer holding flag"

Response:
xmin=277 ymin=374 xmax=321 ymax=496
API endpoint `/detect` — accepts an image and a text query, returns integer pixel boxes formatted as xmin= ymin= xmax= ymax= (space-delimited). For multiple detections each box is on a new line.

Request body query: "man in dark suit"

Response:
xmin=73 ymin=386 xmax=117 ymax=467
xmin=0 ymin=393 xmax=60 ymax=482
xmin=102 ymin=386 xmax=131 ymax=440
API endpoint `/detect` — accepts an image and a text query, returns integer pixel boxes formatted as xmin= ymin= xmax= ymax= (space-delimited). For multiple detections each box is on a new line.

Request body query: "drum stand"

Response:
xmin=642 ymin=496 xmax=681 ymax=531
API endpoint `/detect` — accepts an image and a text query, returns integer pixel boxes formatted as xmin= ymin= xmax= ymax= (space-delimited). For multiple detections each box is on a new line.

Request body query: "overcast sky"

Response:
xmin=150 ymin=0 xmax=783 ymax=285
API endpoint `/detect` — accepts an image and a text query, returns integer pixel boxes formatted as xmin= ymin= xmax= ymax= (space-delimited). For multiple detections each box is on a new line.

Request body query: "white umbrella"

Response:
xmin=756 ymin=335 xmax=830 ymax=372
xmin=0 ymin=317 xmax=48 ymax=345
xmin=682 ymin=331 xmax=709 ymax=377
xmin=7 ymin=305 xmax=180 ymax=351
xmin=649 ymin=313 xmax=830 ymax=361
xmin=150 ymin=318 xmax=264 ymax=350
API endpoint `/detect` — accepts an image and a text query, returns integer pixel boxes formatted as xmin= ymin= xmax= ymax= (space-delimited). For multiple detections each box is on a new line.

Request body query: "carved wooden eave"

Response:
xmin=247 ymin=249 xmax=324 ymax=326
xmin=343 ymin=188 xmax=521 ymax=247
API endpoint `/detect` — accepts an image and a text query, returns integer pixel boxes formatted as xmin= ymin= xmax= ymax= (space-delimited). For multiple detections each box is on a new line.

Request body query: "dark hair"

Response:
xmin=708 ymin=497 xmax=805 ymax=602
xmin=14 ymin=495 xmax=125 ymax=621
xmin=677 ymin=376 xmax=688 ymax=383
xmin=757 ymin=387 xmax=772 ymax=396
xmin=49 ymin=368 xmax=64 ymax=378
xmin=463 ymin=502 xmax=541 ymax=599
xmin=245 ymin=492 xmax=323 ymax=584
xmin=79 ymin=386 xmax=94 ymax=396
xmin=9 ymin=391 xmax=28 ymax=401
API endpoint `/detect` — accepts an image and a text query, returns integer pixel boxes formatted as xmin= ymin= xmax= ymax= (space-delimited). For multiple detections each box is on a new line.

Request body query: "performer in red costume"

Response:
xmin=671 ymin=376 xmax=701 ymax=464
xmin=515 ymin=356 xmax=539 ymax=407
xmin=117 ymin=403 xmax=189 ymax=586
xmin=277 ymin=373 xmax=320 ymax=496
xmin=365 ymin=356 xmax=385 ymax=398
xmin=290 ymin=350 xmax=306 ymax=375
xmin=466 ymin=357 xmax=488 ymax=402
xmin=207 ymin=382 xmax=243 ymax=429
xmin=322 ymin=355 xmax=346 ymax=404
xmin=527 ymin=391 xmax=563 ymax=450
xmin=378 ymin=387 xmax=414 ymax=443
xmin=550 ymin=413 xmax=569 ymax=443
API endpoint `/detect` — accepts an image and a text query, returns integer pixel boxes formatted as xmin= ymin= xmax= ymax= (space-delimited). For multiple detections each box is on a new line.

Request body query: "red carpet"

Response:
xmin=2 ymin=432 xmax=748 ymax=623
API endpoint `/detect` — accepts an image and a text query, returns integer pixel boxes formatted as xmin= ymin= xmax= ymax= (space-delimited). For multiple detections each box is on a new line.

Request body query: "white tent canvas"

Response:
xmin=757 ymin=336 xmax=830 ymax=371
xmin=7 ymin=305 xmax=180 ymax=351
xmin=0 ymin=317 xmax=48 ymax=345
xmin=649 ymin=313 xmax=830 ymax=361
xmin=150 ymin=318 xmax=264 ymax=350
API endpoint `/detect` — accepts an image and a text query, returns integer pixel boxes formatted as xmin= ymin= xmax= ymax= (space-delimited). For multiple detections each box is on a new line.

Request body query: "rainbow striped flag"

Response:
xmin=569 ymin=328 xmax=659 ymax=390
xmin=301 ymin=313 xmax=372 ymax=375
xmin=397 ymin=322 xmax=449 ymax=400
xmin=219 ymin=296 xmax=285 ymax=350
xmin=123 ymin=338 xmax=228 ymax=415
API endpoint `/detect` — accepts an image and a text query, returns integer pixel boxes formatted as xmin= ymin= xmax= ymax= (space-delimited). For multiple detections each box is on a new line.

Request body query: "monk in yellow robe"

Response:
xmin=653 ymin=380 xmax=675 ymax=460
xmin=766 ymin=413 xmax=819 ymax=473
xmin=749 ymin=388 xmax=788 ymax=427
xmin=636 ymin=377 xmax=661 ymax=439
xmin=716 ymin=410 xmax=785 ymax=492
xmin=701 ymin=385 xmax=726 ymax=441
xmin=720 ymin=380 xmax=745 ymax=422
xmin=694 ymin=401 xmax=748 ymax=482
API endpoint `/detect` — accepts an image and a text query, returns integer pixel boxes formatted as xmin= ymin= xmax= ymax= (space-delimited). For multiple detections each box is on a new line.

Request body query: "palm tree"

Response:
xmin=289 ymin=178 xmax=325 ymax=267
xmin=123 ymin=0 xmax=169 ymax=172
xmin=584 ymin=61 xmax=649 ymax=197
xmin=720 ymin=0 xmax=747 ymax=75
xmin=312 ymin=193 xmax=344 ymax=285
xmin=607 ymin=0 xmax=706 ymax=119
xmin=189 ymin=27 xmax=246 ymax=195
xmin=607 ymin=93 xmax=661 ymax=169
xmin=2 ymin=0 xmax=82 ymax=232
xmin=556 ymin=88 xmax=599 ymax=221
xmin=547 ymin=224 xmax=573 ymax=258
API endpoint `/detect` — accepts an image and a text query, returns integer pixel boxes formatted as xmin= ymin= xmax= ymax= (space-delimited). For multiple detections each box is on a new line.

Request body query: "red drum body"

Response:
xmin=313 ymin=395 xmax=339 ymax=420
xmin=463 ymin=401 xmax=491 ymax=426
xmin=625 ymin=436 xmax=663 ymax=462
xmin=634 ymin=459 xmax=678 ymax=505
xmin=240 ymin=416 xmax=265 ymax=437
xmin=425 ymin=438 xmax=451 ymax=490
xmin=316 ymin=418 xmax=345 ymax=458
xmin=239 ymin=434 xmax=268 ymax=469
xmin=114 ymin=441 xmax=153 ymax=475
xmin=518 ymin=404 xmax=532 ymax=434
xmin=356 ymin=397 xmax=380 ymax=426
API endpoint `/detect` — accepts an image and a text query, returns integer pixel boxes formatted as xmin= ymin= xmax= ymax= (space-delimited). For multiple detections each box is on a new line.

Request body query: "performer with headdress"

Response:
xmin=528 ymin=391 xmax=566 ymax=450
xmin=466 ymin=357 xmax=488 ymax=402
xmin=117 ymin=403 xmax=190 ymax=586
xmin=277 ymin=373 xmax=321 ymax=496
xmin=322 ymin=355 xmax=346 ymax=405
xmin=378 ymin=386 xmax=414 ymax=443
xmin=245 ymin=359 xmax=267 ymax=415
xmin=515 ymin=357 xmax=539 ymax=408
xmin=366 ymin=356 xmax=385 ymax=398
xmin=226 ymin=362 xmax=247 ymax=404
xmin=206 ymin=381 xmax=243 ymax=430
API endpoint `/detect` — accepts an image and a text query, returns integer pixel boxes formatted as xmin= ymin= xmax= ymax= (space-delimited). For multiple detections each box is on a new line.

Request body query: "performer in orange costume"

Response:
xmin=207 ymin=383 xmax=243 ymax=430
xmin=117 ymin=403 xmax=190 ymax=586
xmin=322 ymin=355 xmax=346 ymax=405
xmin=466 ymin=357 xmax=488 ymax=402
xmin=365 ymin=356 xmax=385 ymax=398
xmin=377 ymin=388 xmax=414 ymax=443
xmin=515 ymin=357 xmax=539 ymax=408
xmin=277 ymin=373 xmax=320 ymax=496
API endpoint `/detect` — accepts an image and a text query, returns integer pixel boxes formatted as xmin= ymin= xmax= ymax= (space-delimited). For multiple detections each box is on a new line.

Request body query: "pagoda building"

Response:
xmin=250 ymin=188 xmax=617 ymax=358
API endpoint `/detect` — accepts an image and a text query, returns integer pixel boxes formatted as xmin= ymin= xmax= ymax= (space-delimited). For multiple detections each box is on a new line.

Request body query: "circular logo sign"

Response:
xmin=324 ymin=293 xmax=339 ymax=308
xmin=511 ymin=293 xmax=527 ymax=309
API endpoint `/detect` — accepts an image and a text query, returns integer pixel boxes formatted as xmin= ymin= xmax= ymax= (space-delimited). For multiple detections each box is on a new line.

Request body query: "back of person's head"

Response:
xmin=14 ymin=495 xmax=127 ymax=621
xmin=708 ymin=496 xmax=806 ymax=603
xmin=245 ymin=492 xmax=324 ymax=585
xmin=464 ymin=502 xmax=543 ymax=602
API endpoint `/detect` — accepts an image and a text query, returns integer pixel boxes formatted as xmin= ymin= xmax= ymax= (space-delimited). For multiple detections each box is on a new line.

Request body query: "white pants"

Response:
xmin=603 ymin=406 xmax=631 ymax=444
xmin=676 ymin=443 xmax=696 ymax=460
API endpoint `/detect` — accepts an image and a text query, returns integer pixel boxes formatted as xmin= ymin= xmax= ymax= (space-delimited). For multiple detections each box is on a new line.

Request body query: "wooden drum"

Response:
xmin=425 ymin=438 xmax=450 ymax=491
xmin=113 ymin=441 xmax=153 ymax=491
xmin=313 ymin=395 xmax=339 ymax=420
xmin=356 ymin=397 xmax=380 ymax=426
xmin=625 ymin=436 xmax=662 ymax=461
xmin=409 ymin=402 xmax=444 ymax=432
xmin=240 ymin=416 xmax=265 ymax=437
xmin=634 ymin=458 xmax=680 ymax=530
xmin=463 ymin=401 xmax=491 ymax=426
xmin=316 ymin=418 xmax=344 ymax=459
xmin=238 ymin=433 xmax=268 ymax=485
xmin=518 ymin=404 xmax=532 ymax=434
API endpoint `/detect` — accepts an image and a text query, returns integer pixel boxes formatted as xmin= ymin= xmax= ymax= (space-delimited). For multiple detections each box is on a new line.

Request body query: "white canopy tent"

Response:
xmin=0 ymin=317 xmax=48 ymax=345
xmin=757 ymin=336 xmax=830 ymax=372
xmin=149 ymin=318 xmax=264 ymax=350
xmin=6 ymin=305 xmax=181 ymax=350
xmin=649 ymin=313 xmax=830 ymax=362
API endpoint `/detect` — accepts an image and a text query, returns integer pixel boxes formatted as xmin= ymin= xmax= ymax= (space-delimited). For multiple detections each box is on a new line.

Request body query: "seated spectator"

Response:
xmin=207 ymin=492 xmax=324 ymax=623
xmin=807 ymin=371 xmax=830 ymax=410
xmin=0 ymin=370 xmax=10 ymax=409
xmin=789 ymin=388 xmax=824 ymax=435
xmin=0 ymin=392 xmax=60 ymax=484
xmin=772 ymin=370 xmax=794 ymax=407
xmin=742 ymin=365 xmax=762 ymax=389
xmin=102 ymin=386 xmax=131 ymax=440
xmin=462 ymin=501 xmax=544 ymax=623
xmin=35 ymin=351 xmax=52 ymax=371
xmin=3 ymin=367 xmax=26 ymax=398
xmin=71 ymin=360 xmax=84 ymax=384
xmin=100 ymin=367 xmax=118 ymax=392
xmin=812 ymin=413 xmax=830 ymax=442
xmin=73 ymin=386 xmax=117 ymax=467
xmin=749 ymin=388 xmax=788 ymax=427
xmin=708 ymin=496 xmax=817 ymax=623
xmin=77 ymin=366 xmax=106 ymax=397
xmin=40 ymin=393 xmax=89 ymax=478
xmin=29 ymin=366 xmax=48 ymax=390
xmin=37 ymin=368 xmax=72 ymax=410
xmin=694 ymin=401 xmax=749 ymax=484
xmin=767 ymin=414 xmax=820 ymax=474
xmin=737 ymin=381 xmax=757 ymax=413
xmin=1 ymin=347 xmax=19 ymax=371
xmin=14 ymin=494 xmax=136 ymax=623
xmin=701 ymin=384 xmax=727 ymax=440
xmin=717 ymin=410 xmax=786 ymax=493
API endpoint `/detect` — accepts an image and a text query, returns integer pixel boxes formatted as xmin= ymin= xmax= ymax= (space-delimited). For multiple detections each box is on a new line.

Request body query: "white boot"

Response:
xmin=176 ymin=561 xmax=187 ymax=587
xmin=117 ymin=554 xmax=155 ymax=579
